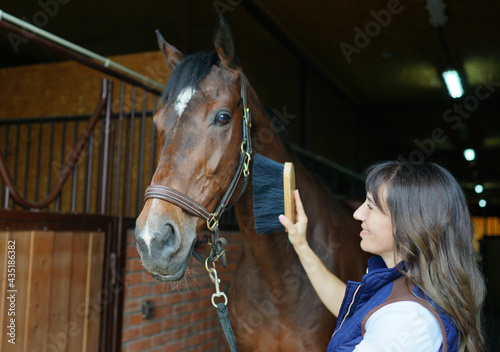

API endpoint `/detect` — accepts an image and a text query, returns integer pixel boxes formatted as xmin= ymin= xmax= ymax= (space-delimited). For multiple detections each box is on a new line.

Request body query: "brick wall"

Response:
xmin=122 ymin=229 xmax=244 ymax=352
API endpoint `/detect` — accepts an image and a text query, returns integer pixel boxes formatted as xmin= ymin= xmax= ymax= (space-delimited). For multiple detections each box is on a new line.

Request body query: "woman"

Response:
xmin=279 ymin=159 xmax=485 ymax=352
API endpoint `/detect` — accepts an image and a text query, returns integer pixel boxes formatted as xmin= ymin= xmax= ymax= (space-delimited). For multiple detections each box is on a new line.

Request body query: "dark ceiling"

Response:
xmin=1 ymin=0 xmax=499 ymax=214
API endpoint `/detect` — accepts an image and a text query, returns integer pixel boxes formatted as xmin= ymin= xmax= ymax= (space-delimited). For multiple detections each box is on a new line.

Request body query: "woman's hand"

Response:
xmin=279 ymin=190 xmax=309 ymax=251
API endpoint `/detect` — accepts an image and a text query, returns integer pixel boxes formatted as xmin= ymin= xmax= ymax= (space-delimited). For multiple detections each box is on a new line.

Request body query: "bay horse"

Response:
xmin=135 ymin=17 xmax=368 ymax=351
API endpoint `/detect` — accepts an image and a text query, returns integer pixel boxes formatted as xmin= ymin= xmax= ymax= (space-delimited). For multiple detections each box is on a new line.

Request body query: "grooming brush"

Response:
xmin=252 ymin=153 xmax=296 ymax=234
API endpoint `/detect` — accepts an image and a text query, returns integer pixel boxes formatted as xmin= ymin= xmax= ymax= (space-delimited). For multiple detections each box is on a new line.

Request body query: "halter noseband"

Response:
xmin=144 ymin=74 xmax=252 ymax=267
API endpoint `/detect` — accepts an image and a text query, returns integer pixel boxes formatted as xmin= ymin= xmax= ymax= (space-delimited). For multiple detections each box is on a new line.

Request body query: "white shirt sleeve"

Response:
xmin=353 ymin=301 xmax=443 ymax=352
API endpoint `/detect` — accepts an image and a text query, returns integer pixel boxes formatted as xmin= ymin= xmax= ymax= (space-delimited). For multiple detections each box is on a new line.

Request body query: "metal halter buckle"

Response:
xmin=206 ymin=214 xmax=219 ymax=232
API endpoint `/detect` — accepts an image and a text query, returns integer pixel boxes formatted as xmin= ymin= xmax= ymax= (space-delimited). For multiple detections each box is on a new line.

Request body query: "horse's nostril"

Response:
xmin=160 ymin=223 xmax=175 ymax=246
xmin=155 ymin=223 xmax=181 ymax=255
xmin=135 ymin=222 xmax=181 ymax=259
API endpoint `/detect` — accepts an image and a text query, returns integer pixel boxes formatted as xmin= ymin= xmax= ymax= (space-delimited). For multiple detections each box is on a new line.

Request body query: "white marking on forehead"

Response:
xmin=175 ymin=86 xmax=196 ymax=116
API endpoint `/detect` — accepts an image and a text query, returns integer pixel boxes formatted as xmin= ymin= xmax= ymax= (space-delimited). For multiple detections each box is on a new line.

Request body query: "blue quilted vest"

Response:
xmin=326 ymin=256 xmax=459 ymax=352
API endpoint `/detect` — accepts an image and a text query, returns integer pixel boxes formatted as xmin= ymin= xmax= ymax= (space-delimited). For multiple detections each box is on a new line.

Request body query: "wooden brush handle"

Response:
xmin=283 ymin=162 xmax=296 ymax=224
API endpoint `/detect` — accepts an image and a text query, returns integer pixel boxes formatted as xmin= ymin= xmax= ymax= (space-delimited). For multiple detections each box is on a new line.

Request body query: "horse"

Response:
xmin=134 ymin=16 xmax=368 ymax=351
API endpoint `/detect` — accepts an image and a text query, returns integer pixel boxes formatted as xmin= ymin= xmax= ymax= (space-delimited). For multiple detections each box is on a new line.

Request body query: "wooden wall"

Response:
xmin=0 ymin=230 xmax=105 ymax=352
xmin=0 ymin=51 xmax=167 ymax=119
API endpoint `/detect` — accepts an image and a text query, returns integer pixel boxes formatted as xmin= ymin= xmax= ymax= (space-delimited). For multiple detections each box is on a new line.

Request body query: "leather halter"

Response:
xmin=144 ymin=74 xmax=252 ymax=266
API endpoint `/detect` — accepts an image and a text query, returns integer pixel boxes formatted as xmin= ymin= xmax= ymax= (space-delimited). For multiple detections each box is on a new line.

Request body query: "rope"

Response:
xmin=216 ymin=303 xmax=239 ymax=352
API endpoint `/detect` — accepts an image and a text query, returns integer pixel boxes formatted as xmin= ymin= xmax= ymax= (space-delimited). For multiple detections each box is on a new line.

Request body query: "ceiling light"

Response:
xmin=442 ymin=70 xmax=464 ymax=98
xmin=425 ymin=0 xmax=448 ymax=27
xmin=479 ymin=199 xmax=487 ymax=208
xmin=463 ymin=148 xmax=475 ymax=161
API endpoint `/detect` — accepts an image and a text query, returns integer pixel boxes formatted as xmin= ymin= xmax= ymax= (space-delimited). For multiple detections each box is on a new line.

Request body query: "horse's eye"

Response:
xmin=215 ymin=113 xmax=232 ymax=125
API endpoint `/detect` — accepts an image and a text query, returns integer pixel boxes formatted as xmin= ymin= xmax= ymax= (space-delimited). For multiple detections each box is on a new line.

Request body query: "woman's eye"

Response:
xmin=215 ymin=113 xmax=232 ymax=125
xmin=367 ymin=203 xmax=373 ymax=210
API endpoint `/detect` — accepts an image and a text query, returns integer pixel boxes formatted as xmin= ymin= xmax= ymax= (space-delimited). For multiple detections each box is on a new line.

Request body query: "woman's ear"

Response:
xmin=156 ymin=29 xmax=185 ymax=72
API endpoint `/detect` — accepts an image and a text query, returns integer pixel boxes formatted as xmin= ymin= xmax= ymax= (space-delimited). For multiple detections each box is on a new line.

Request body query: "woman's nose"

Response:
xmin=353 ymin=205 xmax=365 ymax=221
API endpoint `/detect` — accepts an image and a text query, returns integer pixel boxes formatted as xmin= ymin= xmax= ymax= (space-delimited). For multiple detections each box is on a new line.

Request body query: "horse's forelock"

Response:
xmin=161 ymin=50 xmax=220 ymax=104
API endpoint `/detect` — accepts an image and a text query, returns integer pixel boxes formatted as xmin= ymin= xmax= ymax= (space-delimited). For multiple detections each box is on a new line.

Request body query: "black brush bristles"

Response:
xmin=253 ymin=154 xmax=286 ymax=234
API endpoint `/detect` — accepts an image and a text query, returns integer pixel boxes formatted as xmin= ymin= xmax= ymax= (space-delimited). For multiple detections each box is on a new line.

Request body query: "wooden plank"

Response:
xmin=0 ymin=231 xmax=32 ymax=352
xmin=47 ymin=231 xmax=74 ymax=352
xmin=85 ymin=231 xmax=105 ymax=352
xmin=67 ymin=231 xmax=91 ymax=352
xmin=24 ymin=231 xmax=55 ymax=351
xmin=0 ymin=231 xmax=6 ymax=348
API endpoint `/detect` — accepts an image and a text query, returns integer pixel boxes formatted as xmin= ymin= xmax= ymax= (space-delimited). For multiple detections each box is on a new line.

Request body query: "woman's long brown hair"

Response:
xmin=365 ymin=159 xmax=486 ymax=352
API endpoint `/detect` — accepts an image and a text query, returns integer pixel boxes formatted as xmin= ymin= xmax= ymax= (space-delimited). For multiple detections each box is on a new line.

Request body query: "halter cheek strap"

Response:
xmin=144 ymin=74 xmax=252 ymax=266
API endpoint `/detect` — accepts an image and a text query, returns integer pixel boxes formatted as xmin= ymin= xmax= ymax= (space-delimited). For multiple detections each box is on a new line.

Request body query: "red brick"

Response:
xmin=125 ymin=284 xmax=153 ymax=299
xmin=121 ymin=327 xmax=140 ymax=342
xmin=141 ymin=321 xmax=163 ymax=336
xmin=126 ymin=312 xmax=145 ymax=327
xmin=126 ymin=245 xmax=140 ymax=258
xmin=126 ymin=338 xmax=151 ymax=352
xmin=126 ymin=258 xmax=145 ymax=272
xmin=190 ymin=309 xmax=208 ymax=323
xmin=125 ymin=272 xmax=145 ymax=286
xmin=153 ymin=305 xmax=173 ymax=318
xmin=123 ymin=298 xmax=140 ymax=313
xmin=150 ymin=330 xmax=171 ymax=346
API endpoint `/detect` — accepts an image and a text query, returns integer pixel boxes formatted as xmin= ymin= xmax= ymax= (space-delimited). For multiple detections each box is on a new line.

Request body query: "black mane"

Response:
xmin=161 ymin=50 xmax=219 ymax=103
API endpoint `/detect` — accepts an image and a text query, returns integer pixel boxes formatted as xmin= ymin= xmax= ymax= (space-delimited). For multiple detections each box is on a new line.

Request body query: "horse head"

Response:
xmin=135 ymin=17 xmax=250 ymax=281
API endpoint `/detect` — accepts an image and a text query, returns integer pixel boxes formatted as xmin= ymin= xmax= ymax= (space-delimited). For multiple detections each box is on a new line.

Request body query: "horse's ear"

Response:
xmin=156 ymin=30 xmax=184 ymax=71
xmin=213 ymin=16 xmax=240 ymax=71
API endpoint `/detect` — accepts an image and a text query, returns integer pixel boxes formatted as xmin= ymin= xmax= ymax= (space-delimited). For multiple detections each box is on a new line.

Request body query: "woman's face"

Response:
xmin=353 ymin=190 xmax=398 ymax=267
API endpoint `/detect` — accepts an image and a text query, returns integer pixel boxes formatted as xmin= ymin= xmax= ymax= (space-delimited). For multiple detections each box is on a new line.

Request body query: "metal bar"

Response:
xmin=114 ymin=82 xmax=125 ymax=216
xmin=136 ymin=89 xmax=147 ymax=214
xmin=2 ymin=124 xmax=9 ymax=208
xmin=95 ymin=121 xmax=103 ymax=214
xmin=86 ymin=132 xmax=95 ymax=213
xmin=13 ymin=125 xmax=20 ymax=192
xmin=4 ymin=187 xmax=9 ymax=209
xmin=71 ymin=120 xmax=79 ymax=212
xmin=56 ymin=120 xmax=67 ymax=212
xmin=0 ymin=114 xmax=97 ymax=125
xmin=0 ymin=112 xmax=162 ymax=125
xmin=125 ymin=87 xmax=137 ymax=217
xmin=108 ymin=104 xmax=117 ymax=216
xmin=100 ymin=81 xmax=113 ymax=214
xmin=0 ymin=10 xmax=164 ymax=92
xmin=23 ymin=124 xmax=32 ymax=198
xmin=35 ymin=123 xmax=43 ymax=201
xmin=292 ymin=144 xmax=362 ymax=182
xmin=47 ymin=121 xmax=55 ymax=210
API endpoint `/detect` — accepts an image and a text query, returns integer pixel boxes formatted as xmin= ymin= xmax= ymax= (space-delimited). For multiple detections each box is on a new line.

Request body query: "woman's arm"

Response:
xmin=279 ymin=190 xmax=347 ymax=317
